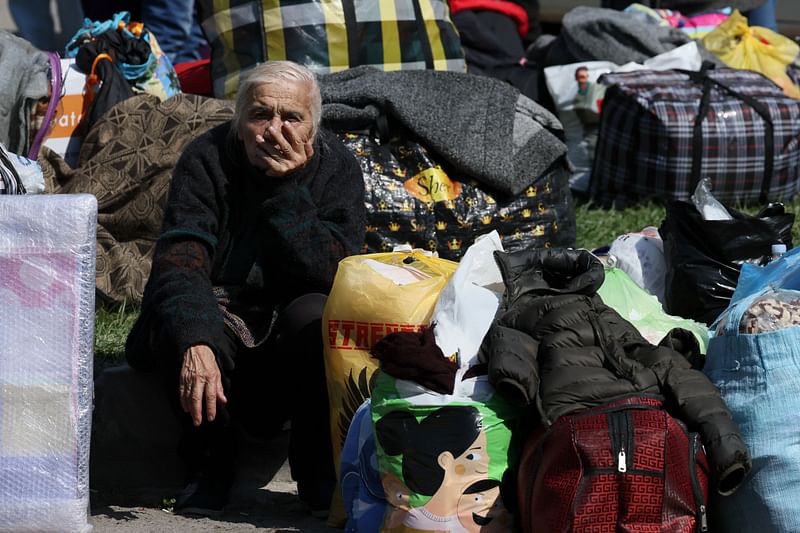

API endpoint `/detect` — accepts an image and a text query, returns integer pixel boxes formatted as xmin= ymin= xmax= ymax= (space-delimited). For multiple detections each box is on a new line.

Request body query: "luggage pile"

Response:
xmin=331 ymin=236 xmax=754 ymax=532
xmin=321 ymin=5 xmax=800 ymax=532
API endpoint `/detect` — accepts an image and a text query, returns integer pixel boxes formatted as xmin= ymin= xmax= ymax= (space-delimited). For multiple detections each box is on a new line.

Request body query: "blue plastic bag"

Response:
xmin=705 ymin=285 xmax=800 ymax=532
xmin=731 ymin=245 xmax=800 ymax=306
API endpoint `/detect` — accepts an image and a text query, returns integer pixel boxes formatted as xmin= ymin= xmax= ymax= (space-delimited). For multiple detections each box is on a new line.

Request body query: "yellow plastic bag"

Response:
xmin=323 ymin=250 xmax=457 ymax=527
xmin=703 ymin=10 xmax=800 ymax=99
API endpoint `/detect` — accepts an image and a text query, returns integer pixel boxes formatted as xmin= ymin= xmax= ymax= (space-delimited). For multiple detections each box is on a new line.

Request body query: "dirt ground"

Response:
xmin=89 ymin=463 xmax=338 ymax=532
xmin=89 ymin=454 xmax=340 ymax=533
xmin=88 ymin=364 xmax=343 ymax=532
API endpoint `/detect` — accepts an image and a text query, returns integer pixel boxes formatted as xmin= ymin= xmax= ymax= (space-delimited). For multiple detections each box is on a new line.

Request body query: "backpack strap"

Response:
xmin=28 ymin=52 xmax=64 ymax=161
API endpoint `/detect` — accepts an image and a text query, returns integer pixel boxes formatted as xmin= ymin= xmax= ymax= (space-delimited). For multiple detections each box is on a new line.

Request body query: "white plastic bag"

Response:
xmin=431 ymin=231 xmax=505 ymax=367
xmin=608 ymin=226 xmax=667 ymax=303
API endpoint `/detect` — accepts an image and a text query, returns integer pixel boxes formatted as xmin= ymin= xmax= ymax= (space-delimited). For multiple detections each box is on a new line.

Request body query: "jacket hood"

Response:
xmin=494 ymin=248 xmax=605 ymax=307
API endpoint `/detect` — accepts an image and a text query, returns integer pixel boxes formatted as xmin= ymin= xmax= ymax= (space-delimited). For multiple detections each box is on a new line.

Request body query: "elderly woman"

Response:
xmin=125 ymin=61 xmax=366 ymax=516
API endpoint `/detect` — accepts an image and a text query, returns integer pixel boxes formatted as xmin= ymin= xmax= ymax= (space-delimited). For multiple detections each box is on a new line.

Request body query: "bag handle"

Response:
xmin=410 ymin=0 xmax=435 ymax=70
xmin=28 ymin=52 xmax=63 ymax=161
xmin=686 ymin=63 xmax=775 ymax=205
xmin=340 ymin=0 xmax=358 ymax=70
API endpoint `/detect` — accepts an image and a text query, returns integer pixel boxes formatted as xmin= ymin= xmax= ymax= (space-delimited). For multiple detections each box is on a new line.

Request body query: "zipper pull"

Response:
xmin=617 ymin=448 xmax=627 ymax=473
xmin=699 ymin=504 xmax=708 ymax=531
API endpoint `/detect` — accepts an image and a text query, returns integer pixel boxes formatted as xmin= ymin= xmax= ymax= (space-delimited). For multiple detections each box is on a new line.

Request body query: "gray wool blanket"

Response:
xmin=319 ymin=66 xmax=566 ymax=196
xmin=543 ymin=6 xmax=723 ymax=67
xmin=0 ymin=31 xmax=50 ymax=156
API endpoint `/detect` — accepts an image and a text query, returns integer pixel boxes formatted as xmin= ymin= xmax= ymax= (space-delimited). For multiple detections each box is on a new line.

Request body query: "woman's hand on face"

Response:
xmin=179 ymin=344 xmax=228 ymax=426
xmin=255 ymin=120 xmax=314 ymax=177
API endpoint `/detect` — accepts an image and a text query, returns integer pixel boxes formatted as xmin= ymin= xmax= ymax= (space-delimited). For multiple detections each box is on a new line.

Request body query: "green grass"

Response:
xmin=94 ymin=303 xmax=139 ymax=370
xmin=574 ymin=200 xmax=665 ymax=251
xmin=575 ymin=195 xmax=800 ymax=251
xmin=94 ymin=194 xmax=800 ymax=367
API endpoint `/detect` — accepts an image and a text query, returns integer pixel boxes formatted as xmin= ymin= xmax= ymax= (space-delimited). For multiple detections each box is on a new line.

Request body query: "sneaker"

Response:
xmin=173 ymin=475 xmax=232 ymax=517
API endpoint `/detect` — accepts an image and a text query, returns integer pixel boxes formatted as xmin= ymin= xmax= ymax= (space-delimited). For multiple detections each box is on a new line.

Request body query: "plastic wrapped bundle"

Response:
xmin=0 ymin=194 xmax=96 ymax=532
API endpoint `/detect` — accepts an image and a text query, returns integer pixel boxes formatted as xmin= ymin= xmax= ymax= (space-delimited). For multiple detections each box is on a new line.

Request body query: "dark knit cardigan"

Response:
xmin=132 ymin=121 xmax=365 ymax=368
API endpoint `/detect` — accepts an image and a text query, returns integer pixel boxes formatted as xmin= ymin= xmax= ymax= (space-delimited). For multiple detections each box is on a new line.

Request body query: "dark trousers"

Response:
xmin=126 ymin=293 xmax=335 ymax=497
xmin=451 ymin=9 xmax=556 ymax=113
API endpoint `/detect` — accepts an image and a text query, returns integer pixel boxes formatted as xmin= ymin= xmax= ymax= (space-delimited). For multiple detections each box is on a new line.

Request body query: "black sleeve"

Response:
xmin=136 ymin=138 xmax=227 ymax=360
xmin=626 ymin=338 xmax=752 ymax=496
xmin=480 ymin=322 xmax=541 ymax=407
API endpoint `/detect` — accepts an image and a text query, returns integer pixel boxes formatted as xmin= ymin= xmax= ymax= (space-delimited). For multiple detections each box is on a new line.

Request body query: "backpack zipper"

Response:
xmin=609 ymin=411 xmax=632 ymax=473
xmin=689 ymin=433 xmax=708 ymax=532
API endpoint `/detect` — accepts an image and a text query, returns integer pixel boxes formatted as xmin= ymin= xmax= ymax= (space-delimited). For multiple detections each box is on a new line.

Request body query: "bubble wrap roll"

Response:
xmin=0 ymin=194 xmax=96 ymax=533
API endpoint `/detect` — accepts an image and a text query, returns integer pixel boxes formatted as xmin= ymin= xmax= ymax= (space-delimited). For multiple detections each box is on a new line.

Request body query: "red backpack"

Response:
xmin=518 ymin=396 xmax=710 ymax=533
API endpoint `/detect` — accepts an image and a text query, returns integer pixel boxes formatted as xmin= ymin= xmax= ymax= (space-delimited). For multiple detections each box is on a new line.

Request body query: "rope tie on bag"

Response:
xmin=84 ymin=53 xmax=114 ymax=111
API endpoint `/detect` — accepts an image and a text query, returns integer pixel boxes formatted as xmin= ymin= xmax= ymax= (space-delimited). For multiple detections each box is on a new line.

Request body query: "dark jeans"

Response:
xmin=126 ymin=293 xmax=335 ymax=498
xmin=140 ymin=0 xmax=208 ymax=64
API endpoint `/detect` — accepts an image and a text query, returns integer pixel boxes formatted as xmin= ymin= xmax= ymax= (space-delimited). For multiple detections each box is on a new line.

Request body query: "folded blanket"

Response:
xmin=543 ymin=6 xmax=724 ymax=67
xmin=320 ymin=66 xmax=566 ymax=196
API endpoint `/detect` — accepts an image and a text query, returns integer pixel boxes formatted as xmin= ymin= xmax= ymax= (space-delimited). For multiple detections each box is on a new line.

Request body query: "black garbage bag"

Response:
xmin=660 ymin=201 xmax=794 ymax=325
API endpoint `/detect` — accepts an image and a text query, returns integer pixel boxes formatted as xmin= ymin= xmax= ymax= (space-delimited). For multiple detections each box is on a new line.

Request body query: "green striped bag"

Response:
xmin=199 ymin=0 xmax=467 ymax=99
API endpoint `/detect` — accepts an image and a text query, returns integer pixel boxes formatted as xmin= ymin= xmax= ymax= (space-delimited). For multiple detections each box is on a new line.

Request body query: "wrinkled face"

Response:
xmin=456 ymin=484 xmax=509 ymax=533
xmin=238 ymin=80 xmax=315 ymax=171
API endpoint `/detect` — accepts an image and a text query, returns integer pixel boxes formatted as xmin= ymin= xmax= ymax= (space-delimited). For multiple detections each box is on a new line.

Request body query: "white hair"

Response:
xmin=231 ymin=61 xmax=322 ymax=139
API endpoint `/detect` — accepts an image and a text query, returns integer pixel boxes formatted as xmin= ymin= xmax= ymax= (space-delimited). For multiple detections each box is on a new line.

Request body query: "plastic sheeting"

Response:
xmin=0 ymin=194 xmax=96 ymax=532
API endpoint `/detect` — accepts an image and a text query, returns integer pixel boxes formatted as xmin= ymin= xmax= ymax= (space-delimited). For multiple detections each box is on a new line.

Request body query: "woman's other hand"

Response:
xmin=179 ymin=344 xmax=228 ymax=426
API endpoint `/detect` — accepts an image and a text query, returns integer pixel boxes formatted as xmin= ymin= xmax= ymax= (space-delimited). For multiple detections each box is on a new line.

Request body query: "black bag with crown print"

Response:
xmin=339 ymin=130 xmax=576 ymax=261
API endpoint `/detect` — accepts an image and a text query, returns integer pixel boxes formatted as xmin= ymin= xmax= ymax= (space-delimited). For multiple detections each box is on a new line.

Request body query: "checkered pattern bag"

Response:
xmin=199 ymin=0 xmax=466 ymax=99
xmin=591 ymin=67 xmax=800 ymax=207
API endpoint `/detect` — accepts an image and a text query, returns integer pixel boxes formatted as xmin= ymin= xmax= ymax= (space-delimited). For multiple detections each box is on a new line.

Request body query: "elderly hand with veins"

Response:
xmin=179 ymin=344 xmax=227 ymax=426
xmin=256 ymin=119 xmax=314 ymax=177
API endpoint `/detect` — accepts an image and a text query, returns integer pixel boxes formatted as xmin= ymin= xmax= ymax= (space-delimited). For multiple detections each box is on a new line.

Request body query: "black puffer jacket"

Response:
xmin=479 ymin=248 xmax=751 ymax=495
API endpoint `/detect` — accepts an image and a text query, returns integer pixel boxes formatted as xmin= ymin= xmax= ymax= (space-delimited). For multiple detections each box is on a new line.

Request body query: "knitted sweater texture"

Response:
xmin=136 ymin=122 xmax=366 ymax=366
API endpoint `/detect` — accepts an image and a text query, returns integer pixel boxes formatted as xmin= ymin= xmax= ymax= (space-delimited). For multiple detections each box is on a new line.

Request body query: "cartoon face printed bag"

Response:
xmin=323 ymin=249 xmax=457 ymax=526
xmin=370 ymin=371 xmax=520 ymax=533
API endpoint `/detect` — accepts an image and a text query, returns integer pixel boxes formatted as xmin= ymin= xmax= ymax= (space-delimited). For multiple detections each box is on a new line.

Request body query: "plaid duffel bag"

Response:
xmin=591 ymin=66 xmax=800 ymax=207
xmin=199 ymin=0 xmax=466 ymax=99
